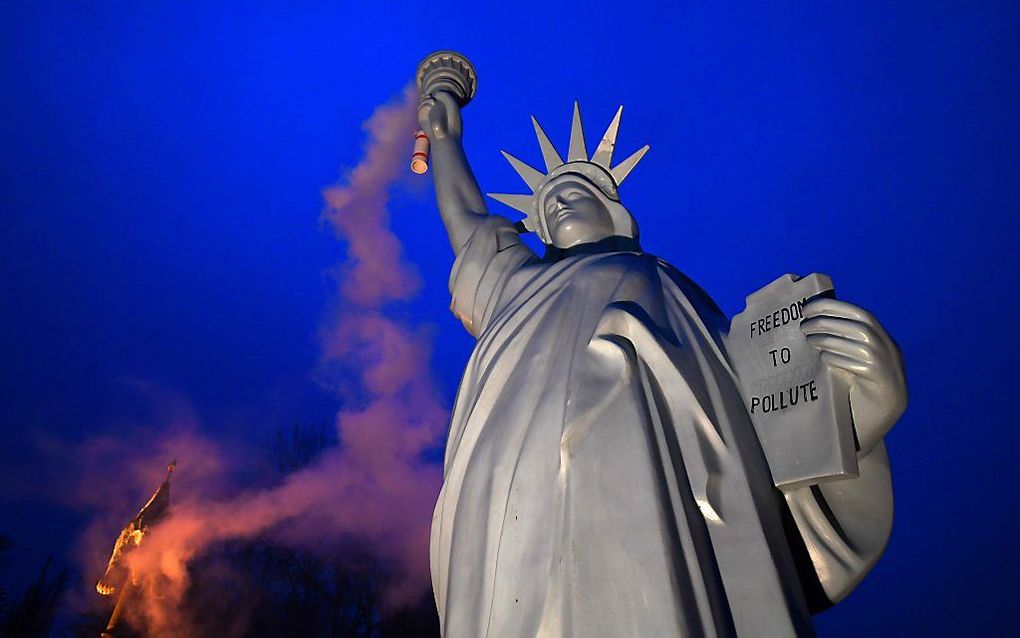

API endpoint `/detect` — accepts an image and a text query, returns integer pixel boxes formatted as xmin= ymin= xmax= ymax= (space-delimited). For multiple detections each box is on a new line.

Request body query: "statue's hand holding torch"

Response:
xmin=410 ymin=51 xmax=476 ymax=174
xmin=418 ymin=91 xmax=463 ymax=141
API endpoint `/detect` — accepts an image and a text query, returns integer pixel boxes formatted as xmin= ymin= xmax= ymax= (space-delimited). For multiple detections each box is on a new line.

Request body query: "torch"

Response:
xmin=410 ymin=50 xmax=477 ymax=174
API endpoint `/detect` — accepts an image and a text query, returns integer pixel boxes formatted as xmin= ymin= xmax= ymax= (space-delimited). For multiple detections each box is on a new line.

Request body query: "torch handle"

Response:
xmin=410 ymin=130 xmax=430 ymax=174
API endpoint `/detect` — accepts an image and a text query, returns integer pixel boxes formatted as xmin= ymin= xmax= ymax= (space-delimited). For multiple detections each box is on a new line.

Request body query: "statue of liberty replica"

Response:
xmin=415 ymin=52 xmax=907 ymax=637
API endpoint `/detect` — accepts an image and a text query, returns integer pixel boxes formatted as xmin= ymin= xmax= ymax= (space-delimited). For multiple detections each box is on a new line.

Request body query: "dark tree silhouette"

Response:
xmin=1 ymin=555 xmax=68 ymax=638
xmin=62 ymin=421 xmax=440 ymax=636
xmin=0 ymin=533 xmax=10 ymax=620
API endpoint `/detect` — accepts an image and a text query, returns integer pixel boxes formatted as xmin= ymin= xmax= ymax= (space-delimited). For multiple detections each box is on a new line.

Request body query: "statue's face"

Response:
xmin=539 ymin=177 xmax=615 ymax=249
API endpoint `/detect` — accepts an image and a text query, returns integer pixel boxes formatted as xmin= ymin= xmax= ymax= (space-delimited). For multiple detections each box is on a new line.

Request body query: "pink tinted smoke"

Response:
xmin=321 ymin=85 xmax=422 ymax=307
xmin=80 ymin=87 xmax=447 ymax=635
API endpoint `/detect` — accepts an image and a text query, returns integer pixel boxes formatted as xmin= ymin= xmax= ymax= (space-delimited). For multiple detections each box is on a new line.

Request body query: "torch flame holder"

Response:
xmin=415 ymin=50 xmax=477 ymax=106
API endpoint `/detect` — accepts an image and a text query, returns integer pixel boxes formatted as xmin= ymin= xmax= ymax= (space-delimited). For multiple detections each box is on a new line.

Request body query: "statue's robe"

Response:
xmin=431 ymin=217 xmax=893 ymax=637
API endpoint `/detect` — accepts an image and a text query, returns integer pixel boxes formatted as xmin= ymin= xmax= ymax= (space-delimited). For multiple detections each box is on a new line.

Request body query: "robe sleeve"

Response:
xmin=448 ymin=216 xmax=535 ymax=337
xmin=783 ymin=440 xmax=894 ymax=608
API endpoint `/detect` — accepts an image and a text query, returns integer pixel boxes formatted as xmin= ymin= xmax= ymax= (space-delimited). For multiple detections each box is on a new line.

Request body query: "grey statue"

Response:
xmin=417 ymin=53 xmax=906 ymax=638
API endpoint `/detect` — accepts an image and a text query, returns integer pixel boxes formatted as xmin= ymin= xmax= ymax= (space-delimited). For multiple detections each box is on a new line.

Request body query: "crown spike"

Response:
xmin=591 ymin=106 xmax=623 ymax=169
xmin=531 ymin=116 xmax=563 ymax=172
xmin=501 ymin=151 xmax=544 ymax=191
xmin=610 ymin=144 xmax=650 ymax=185
xmin=567 ymin=102 xmax=588 ymax=162
xmin=487 ymin=193 xmax=534 ymax=215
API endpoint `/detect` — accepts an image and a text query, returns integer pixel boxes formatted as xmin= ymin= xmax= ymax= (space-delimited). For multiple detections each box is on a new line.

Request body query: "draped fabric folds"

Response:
xmin=431 ymin=216 xmax=892 ymax=637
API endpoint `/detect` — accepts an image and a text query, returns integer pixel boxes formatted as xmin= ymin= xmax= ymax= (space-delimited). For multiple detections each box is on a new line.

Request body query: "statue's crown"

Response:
xmin=487 ymin=102 xmax=649 ymax=236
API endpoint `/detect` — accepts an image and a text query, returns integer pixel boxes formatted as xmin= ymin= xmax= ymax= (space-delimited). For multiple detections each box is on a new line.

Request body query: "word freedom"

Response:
xmin=749 ymin=297 xmax=808 ymax=339
xmin=750 ymin=380 xmax=819 ymax=415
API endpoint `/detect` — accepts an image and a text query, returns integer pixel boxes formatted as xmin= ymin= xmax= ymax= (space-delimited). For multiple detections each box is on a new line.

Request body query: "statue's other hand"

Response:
xmin=417 ymin=91 xmax=462 ymax=142
xmin=801 ymin=298 xmax=907 ymax=453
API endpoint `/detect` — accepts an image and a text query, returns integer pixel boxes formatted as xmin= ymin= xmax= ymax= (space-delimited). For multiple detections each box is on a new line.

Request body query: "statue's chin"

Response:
xmin=549 ymin=226 xmax=615 ymax=250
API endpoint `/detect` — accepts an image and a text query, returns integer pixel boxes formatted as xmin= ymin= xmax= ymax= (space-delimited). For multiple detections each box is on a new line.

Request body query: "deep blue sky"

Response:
xmin=2 ymin=2 xmax=1018 ymax=635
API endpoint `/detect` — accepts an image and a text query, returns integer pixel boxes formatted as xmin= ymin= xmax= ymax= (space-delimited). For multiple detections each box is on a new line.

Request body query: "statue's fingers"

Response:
xmin=417 ymin=96 xmax=435 ymax=119
xmin=802 ymin=298 xmax=876 ymax=325
xmin=805 ymin=333 xmax=873 ymax=363
xmin=800 ymin=316 xmax=876 ymax=344
xmin=820 ymin=351 xmax=872 ymax=376
xmin=433 ymin=90 xmax=459 ymax=108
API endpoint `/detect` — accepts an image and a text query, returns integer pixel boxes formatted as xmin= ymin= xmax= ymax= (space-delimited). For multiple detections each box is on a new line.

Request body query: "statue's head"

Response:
xmin=537 ymin=173 xmax=637 ymax=248
xmin=488 ymin=103 xmax=648 ymax=249
xmin=539 ymin=175 xmax=614 ymax=247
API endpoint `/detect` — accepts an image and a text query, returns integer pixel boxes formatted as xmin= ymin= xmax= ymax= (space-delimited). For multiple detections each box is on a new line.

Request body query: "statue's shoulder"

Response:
xmin=652 ymin=256 xmax=730 ymax=331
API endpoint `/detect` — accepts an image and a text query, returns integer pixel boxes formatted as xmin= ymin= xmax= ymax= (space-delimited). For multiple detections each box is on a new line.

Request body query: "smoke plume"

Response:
xmin=69 ymin=87 xmax=447 ymax=635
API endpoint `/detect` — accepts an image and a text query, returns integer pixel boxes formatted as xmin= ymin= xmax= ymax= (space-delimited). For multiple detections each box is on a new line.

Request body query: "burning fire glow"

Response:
xmin=95 ymin=524 xmax=144 ymax=596
xmin=72 ymin=86 xmax=447 ymax=636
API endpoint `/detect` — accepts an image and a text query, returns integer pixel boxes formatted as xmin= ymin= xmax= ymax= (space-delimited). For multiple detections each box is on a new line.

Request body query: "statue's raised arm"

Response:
xmin=414 ymin=51 xmax=537 ymax=337
xmin=417 ymin=90 xmax=491 ymax=252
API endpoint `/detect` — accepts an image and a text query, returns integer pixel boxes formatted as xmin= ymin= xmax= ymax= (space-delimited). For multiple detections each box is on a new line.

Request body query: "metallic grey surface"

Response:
xmin=486 ymin=102 xmax=646 ymax=245
xmin=726 ymin=274 xmax=858 ymax=490
xmin=417 ymin=51 xmax=907 ymax=637
xmin=416 ymin=51 xmax=477 ymax=107
xmin=784 ymin=441 xmax=893 ymax=604
xmin=799 ymin=297 xmax=907 ymax=458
